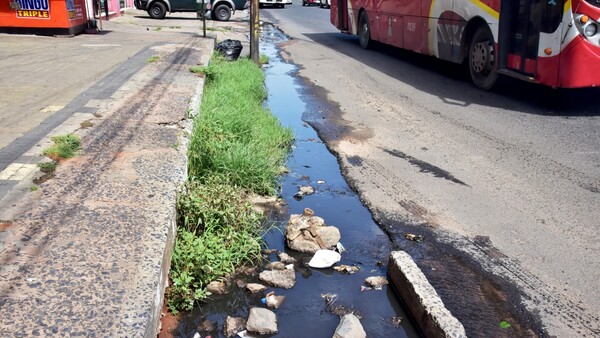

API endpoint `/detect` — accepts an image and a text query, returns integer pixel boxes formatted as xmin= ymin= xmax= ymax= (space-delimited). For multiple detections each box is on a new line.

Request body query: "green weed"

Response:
xmin=147 ymin=55 xmax=160 ymax=63
xmin=30 ymin=185 xmax=38 ymax=191
xmin=168 ymin=54 xmax=292 ymax=313
xmin=259 ymin=54 xmax=269 ymax=65
xmin=37 ymin=161 xmax=57 ymax=173
xmin=189 ymin=65 xmax=213 ymax=78
xmin=169 ymin=177 xmax=263 ymax=312
xmin=205 ymin=27 xmax=225 ymax=32
xmin=188 ymin=56 xmax=293 ymax=195
xmin=42 ymin=134 xmax=80 ymax=161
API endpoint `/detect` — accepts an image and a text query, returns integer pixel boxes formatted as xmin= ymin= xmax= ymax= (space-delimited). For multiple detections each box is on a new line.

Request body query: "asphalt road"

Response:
xmin=260 ymin=4 xmax=600 ymax=337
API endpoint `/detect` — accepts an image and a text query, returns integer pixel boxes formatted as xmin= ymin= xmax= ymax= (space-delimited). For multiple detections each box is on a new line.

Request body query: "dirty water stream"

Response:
xmin=171 ymin=25 xmax=421 ymax=337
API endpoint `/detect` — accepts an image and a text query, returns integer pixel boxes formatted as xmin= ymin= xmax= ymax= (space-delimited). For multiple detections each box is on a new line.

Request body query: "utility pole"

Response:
xmin=97 ymin=0 xmax=103 ymax=30
xmin=249 ymin=0 xmax=259 ymax=64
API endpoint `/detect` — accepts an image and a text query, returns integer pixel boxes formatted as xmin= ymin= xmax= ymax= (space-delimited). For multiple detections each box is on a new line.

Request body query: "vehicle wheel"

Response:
xmin=302 ymin=0 xmax=306 ymax=5
xmin=280 ymin=3 xmax=285 ymax=7
xmin=213 ymin=3 xmax=231 ymax=21
xmin=468 ymin=25 xmax=498 ymax=90
xmin=319 ymin=2 xmax=323 ymax=7
xmin=358 ymin=11 xmax=372 ymax=49
xmin=148 ymin=1 xmax=166 ymax=19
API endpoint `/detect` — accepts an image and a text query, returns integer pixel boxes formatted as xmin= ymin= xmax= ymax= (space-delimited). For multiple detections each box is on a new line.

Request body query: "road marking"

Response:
xmin=81 ymin=44 xmax=123 ymax=47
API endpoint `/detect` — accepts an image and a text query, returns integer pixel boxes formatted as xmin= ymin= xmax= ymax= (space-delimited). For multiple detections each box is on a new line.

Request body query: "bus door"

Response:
xmin=499 ymin=0 xmax=564 ymax=78
xmin=333 ymin=0 xmax=348 ymax=31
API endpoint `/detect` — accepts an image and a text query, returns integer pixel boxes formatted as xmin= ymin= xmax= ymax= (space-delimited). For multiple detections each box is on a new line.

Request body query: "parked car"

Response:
xmin=259 ymin=0 xmax=285 ymax=8
xmin=135 ymin=0 xmax=247 ymax=21
xmin=319 ymin=0 xmax=329 ymax=8
xmin=301 ymin=0 xmax=318 ymax=5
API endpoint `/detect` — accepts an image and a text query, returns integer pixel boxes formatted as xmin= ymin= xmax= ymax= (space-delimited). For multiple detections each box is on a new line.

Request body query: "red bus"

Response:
xmin=331 ymin=0 xmax=600 ymax=89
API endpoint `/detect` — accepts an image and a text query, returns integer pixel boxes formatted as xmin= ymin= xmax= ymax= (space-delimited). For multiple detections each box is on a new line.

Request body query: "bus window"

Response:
xmin=540 ymin=0 xmax=563 ymax=33
xmin=585 ymin=0 xmax=600 ymax=8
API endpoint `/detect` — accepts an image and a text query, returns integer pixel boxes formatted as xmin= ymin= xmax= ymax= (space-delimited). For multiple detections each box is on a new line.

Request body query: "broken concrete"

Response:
xmin=224 ymin=316 xmax=246 ymax=338
xmin=285 ymin=208 xmax=341 ymax=253
xmin=259 ymin=269 xmax=296 ymax=289
xmin=246 ymin=283 xmax=267 ymax=293
xmin=246 ymin=308 xmax=278 ymax=335
xmin=333 ymin=314 xmax=366 ymax=338
xmin=388 ymin=251 xmax=466 ymax=338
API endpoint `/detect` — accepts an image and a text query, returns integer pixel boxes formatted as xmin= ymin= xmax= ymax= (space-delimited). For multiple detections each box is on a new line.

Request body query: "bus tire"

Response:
xmin=468 ymin=25 xmax=498 ymax=90
xmin=358 ymin=12 xmax=372 ymax=50
xmin=148 ymin=1 xmax=167 ymax=19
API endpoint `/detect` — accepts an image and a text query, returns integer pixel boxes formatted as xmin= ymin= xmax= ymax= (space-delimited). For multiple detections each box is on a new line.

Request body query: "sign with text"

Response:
xmin=15 ymin=0 xmax=50 ymax=19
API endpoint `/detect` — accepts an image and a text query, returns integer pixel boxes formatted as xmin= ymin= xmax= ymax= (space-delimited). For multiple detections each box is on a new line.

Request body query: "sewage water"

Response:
xmin=173 ymin=25 xmax=421 ymax=337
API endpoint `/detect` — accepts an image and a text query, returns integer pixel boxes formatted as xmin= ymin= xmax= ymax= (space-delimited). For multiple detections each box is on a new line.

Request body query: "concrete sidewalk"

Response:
xmin=0 ymin=10 xmax=248 ymax=337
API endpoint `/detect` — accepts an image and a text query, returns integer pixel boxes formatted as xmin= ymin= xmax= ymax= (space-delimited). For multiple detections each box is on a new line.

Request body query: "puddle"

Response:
xmin=168 ymin=24 xmax=421 ymax=338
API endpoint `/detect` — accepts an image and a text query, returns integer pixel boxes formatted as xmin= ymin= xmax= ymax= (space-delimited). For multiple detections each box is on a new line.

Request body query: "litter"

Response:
xmin=308 ymin=249 xmax=341 ymax=268
xmin=365 ymin=276 xmax=389 ymax=287
xmin=215 ymin=39 xmax=243 ymax=61
xmin=335 ymin=242 xmax=346 ymax=253
xmin=404 ymin=233 xmax=424 ymax=242
xmin=333 ymin=265 xmax=359 ymax=274
xmin=237 ymin=330 xmax=260 ymax=338
xmin=321 ymin=293 xmax=362 ymax=318
xmin=360 ymin=285 xmax=382 ymax=292
xmin=261 ymin=291 xmax=286 ymax=309
xmin=391 ymin=316 xmax=403 ymax=327
xmin=285 ymin=264 xmax=294 ymax=270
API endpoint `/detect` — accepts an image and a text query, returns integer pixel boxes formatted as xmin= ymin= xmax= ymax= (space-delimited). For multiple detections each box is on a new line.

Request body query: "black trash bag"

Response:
xmin=215 ymin=39 xmax=243 ymax=61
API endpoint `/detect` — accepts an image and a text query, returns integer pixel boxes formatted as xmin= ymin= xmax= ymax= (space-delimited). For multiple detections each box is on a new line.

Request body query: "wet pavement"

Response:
xmin=168 ymin=24 xmax=421 ymax=338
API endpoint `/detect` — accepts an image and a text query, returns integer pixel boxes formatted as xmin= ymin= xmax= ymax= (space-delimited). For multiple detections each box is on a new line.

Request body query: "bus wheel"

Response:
xmin=358 ymin=12 xmax=372 ymax=49
xmin=468 ymin=25 xmax=498 ymax=90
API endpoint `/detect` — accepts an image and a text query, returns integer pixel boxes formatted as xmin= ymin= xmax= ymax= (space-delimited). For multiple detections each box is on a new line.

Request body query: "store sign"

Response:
xmin=67 ymin=0 xmax=83 ymax=20
xmin=14 ymin=0 xmax=50 ymax=19
xmin=68 ymin=4 xmax=84 ymax=20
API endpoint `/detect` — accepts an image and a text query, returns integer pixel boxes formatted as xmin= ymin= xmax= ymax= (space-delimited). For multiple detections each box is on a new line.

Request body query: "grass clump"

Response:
xmin=169 ymin=55 xmax=292 ymax=313
xmin=259 ymin=54 xmax=269 ymax=65
xmin=38 ymin=161 xmax=57 ymax=173
xmin=42 ymin=134 xmax=80 ymax=161
xmin=188 ymin=56 xmax=293 ymax=195
xmin=169 ymin=177 xmax=263 ymax=312
xmin=189 ymin=65 xmax=212 ymax=77
xmin=147 ymin=55 xmax=160 ymax=63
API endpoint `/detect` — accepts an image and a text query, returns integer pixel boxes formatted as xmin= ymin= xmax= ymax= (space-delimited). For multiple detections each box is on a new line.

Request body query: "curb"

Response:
xmin=388 ymin=251 xmax=467 ymax=338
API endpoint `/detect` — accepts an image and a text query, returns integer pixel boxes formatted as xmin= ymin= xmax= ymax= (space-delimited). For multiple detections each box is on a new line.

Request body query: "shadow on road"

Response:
xmin=304 ymin=32 xmax=600 ymax=117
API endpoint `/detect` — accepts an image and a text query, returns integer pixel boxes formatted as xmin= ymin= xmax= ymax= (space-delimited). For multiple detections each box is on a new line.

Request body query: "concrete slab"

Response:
xmin=388 ymin=251 xmax=466 ymax=338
